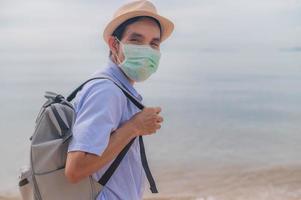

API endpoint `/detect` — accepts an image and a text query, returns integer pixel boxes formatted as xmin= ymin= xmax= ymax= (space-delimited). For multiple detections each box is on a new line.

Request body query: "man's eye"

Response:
xmin=130 ymin=38 xmax=140 ymax=43
xmin=151 ymin=43 xmax=159 ymax=48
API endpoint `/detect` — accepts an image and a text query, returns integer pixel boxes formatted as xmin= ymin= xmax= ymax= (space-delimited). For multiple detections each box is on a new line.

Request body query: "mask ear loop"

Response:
xmin=114 ymin=37 xmax=124 ymax=65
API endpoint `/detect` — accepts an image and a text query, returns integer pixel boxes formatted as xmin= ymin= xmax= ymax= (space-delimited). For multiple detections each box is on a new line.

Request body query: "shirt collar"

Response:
xmin=95 ymin=58 xmax=143 ymax=101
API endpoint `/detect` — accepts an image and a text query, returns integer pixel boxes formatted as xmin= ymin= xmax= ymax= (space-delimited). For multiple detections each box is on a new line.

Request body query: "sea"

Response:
xmin=1 ymin=49 xmax=301 ymax=199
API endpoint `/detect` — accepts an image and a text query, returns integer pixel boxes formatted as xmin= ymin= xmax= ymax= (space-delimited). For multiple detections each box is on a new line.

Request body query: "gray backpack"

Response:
xmin=18 ymin=76 xmax=158 ymax=200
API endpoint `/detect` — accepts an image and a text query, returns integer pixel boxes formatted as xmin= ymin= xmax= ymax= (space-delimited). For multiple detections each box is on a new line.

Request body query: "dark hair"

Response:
xmin=109 ymin=16 xmax=162 ymax=56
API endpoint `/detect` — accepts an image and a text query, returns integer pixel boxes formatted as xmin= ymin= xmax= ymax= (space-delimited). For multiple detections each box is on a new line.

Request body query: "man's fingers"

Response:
xmin=154 ymin=107 xmax=161 ymax=114
xmin=155 ymin=124 xmax=161 ymax=129
xmin=143 ymin=107 xmax=161 ymax=114
xmin=156 ymin=116 xmax=164 ymax=123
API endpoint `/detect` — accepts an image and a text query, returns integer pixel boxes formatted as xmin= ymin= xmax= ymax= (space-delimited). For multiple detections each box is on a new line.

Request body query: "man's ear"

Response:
xmin=108 ymin=36 xmax=119 ymax=56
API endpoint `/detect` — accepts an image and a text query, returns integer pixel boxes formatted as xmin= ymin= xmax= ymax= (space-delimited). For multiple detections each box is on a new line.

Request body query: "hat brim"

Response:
xmin=103 ymin=10 xmax=174 ymax=44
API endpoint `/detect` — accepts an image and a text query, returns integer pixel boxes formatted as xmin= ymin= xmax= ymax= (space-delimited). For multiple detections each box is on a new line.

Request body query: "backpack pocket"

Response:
xmin=34 ymin=168 xmax=101 ymax=200
xmin=31 ymin=138 xmax=67 ymax=174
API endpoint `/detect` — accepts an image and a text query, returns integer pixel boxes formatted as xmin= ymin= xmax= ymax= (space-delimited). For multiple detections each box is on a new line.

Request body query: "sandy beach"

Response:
xmin=0 ymin=197 xmax=195 ymax=200
xmin=4 ymin=164 xmax=301 ymax=200
xmin=0 ymin=197 xmax=19 ymax=200
xmin=0 ymin=195 xmax=198 ymax=200
xmin=0 ymin=198 xmax=195 ymax=200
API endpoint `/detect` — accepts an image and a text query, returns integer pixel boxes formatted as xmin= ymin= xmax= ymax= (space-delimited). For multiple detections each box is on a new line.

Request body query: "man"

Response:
xmin=65 ymin=0 xmax=174 ymax=199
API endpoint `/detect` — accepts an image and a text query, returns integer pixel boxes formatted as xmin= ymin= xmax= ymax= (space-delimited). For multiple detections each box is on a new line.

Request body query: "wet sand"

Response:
xmin=0 ymin=197 xmax=19 ymax=200
xmin=143 ymin=163 xmax=301 ymax=200
xmin=0 ymin=196 xmax=197 ymax=200
xmin=2 ymin=164 xmax=301 ymax=200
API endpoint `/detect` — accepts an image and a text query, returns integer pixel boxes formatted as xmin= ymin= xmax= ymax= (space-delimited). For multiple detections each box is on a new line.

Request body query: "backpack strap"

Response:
xmin=67 ymin=76 xmax=143 ymax=110
xmin=66 ymin=76 xmax=158 ymax=193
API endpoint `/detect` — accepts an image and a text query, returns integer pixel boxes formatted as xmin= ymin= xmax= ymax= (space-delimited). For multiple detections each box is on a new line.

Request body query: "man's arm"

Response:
xmin=65 ymin=107 xmax=163 ymax=184
xmin=65 ymin=120 xmax=138 ymax=183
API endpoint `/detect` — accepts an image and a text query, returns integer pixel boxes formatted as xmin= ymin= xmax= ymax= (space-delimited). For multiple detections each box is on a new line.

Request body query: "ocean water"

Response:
xmin=1 ymin=0 xmax=301 ymax=199
xmin=1 ymin=50 xmax=301 ymax=199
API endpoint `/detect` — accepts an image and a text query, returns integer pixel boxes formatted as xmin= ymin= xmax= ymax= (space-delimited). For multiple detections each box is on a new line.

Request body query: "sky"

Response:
xmin=1 ymin=0 xmax=300 ymax=58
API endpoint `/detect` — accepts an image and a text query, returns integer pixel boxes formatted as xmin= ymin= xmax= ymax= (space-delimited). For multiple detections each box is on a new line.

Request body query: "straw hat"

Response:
xmin=103 ymin=0 xmax=174 ymax=44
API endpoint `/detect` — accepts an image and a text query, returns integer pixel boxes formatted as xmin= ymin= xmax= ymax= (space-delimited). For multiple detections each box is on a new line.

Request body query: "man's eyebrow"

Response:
xmin=128 ymin=32 xmax=144 ymax=39
xmin=128 ymin=32 xmax=161 ymax=42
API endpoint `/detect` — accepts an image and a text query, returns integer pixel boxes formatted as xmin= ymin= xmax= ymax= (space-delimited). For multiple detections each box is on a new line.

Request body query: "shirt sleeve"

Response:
xmin=68 ymin=79 xmax=126 ymax=156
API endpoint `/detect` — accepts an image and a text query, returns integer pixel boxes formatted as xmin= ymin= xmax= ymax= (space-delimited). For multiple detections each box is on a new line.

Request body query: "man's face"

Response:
xmin=111 ymin=17 xmax=161 ymax=63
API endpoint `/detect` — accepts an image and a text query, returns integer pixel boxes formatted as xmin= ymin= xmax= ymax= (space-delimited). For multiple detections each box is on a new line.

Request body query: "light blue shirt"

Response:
xmin=68 ymin=58 xmax=146 ymax=200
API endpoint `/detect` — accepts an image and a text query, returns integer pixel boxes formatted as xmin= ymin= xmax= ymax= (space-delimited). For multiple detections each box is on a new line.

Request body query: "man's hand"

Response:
xmin=128 ymin=107 xmax=163 ymax=136
xmin=65 ymin=106 xmax=163 ymax=184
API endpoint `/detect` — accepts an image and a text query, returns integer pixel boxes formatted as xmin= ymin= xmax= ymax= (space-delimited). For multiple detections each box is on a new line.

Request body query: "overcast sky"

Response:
xmin=1 ymin=0 xmax=300 ymax=52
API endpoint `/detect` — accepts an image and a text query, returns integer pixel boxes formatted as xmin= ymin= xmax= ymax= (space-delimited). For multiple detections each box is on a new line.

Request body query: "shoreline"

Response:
xmin=0 ymin=197 xmax=19 ymax=200
xmin=2 ymin=163 xmax=301 ymax=200
xmin=0 ymin=196 xmax=200 ymax=200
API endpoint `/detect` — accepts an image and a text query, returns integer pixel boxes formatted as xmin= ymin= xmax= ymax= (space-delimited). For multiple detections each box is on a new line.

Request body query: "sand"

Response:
xmin=0 ymin=197 xmax=19 ymax=200
xmin=0 ymin=196 xmax=197 ymax=200
xmin=2 ymin=164 xmax=301 ymax=200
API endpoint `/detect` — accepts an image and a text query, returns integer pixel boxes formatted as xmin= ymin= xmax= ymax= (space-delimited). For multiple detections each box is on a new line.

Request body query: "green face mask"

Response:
xmin=115 ymin=38 xmax=161 ymax=82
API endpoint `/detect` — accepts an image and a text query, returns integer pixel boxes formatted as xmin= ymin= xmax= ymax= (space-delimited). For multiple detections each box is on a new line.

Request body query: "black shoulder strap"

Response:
xmin=66 ymin=76 xmax=158 ymax=193
xmin=66 ymin=76 xmax=143 ymax=110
